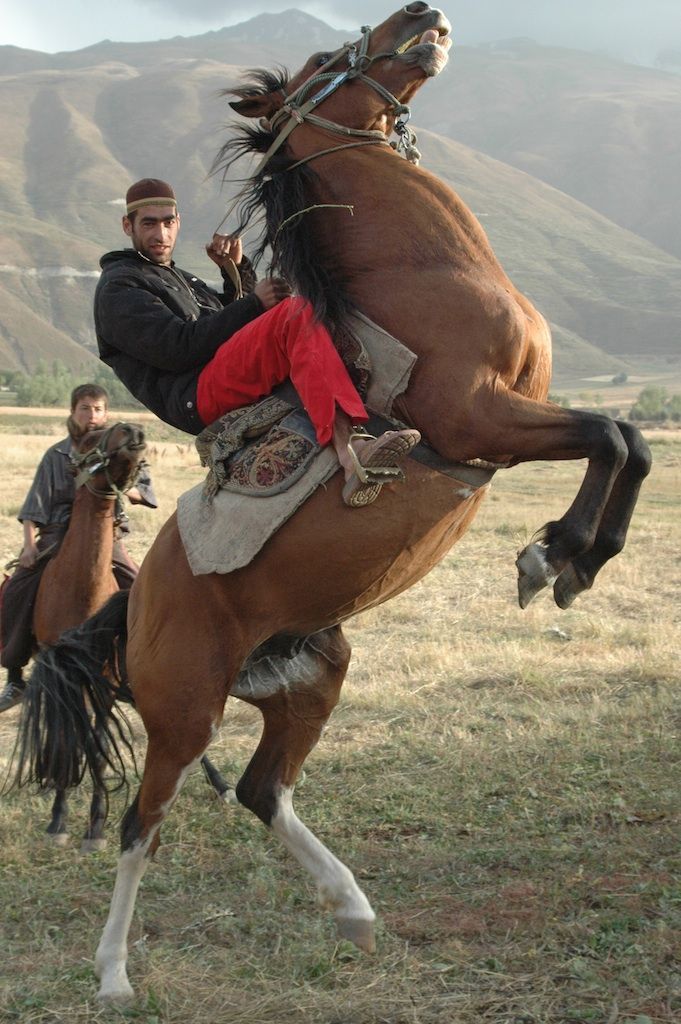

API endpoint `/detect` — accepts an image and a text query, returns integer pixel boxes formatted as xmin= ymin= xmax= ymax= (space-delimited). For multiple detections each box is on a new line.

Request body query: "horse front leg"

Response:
xmin=82 ymin=726 xmax=111 ymax=853
xmin=200 ymin=753 xmax=237 ymax=803
xmin=232 ymin=626 xmax=376 ymax=952
xmin=439 ymin=394 xmax=632 ymax=608
xmin=81 ymin=782 xmax=108 ymax=853
xmin=553 ymin=419 xmax=652 ymax=607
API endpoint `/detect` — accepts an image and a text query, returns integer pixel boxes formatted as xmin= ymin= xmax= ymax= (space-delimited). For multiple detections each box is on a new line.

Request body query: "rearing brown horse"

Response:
xmin=16 ymin=4 xmax=650 ymax=1002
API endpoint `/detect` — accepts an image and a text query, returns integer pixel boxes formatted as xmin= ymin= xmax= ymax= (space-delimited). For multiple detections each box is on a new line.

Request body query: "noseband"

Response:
xmin=71 ymin=424 xmax=144 ymax=500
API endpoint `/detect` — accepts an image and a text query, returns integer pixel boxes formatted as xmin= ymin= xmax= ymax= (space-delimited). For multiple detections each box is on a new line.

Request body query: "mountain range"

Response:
xmin=1 ymin=10 xmax=679 ymax=385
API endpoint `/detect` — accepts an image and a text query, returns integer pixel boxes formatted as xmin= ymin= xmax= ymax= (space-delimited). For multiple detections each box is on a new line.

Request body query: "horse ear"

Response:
xmin=229 ymin=92 xmax=284 ymax=120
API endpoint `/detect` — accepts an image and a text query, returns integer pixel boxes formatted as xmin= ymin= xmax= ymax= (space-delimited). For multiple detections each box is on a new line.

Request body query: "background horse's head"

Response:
xmin=229 ymin=4 xmax=452 ymax=136
xmin=71 ymin=422 xmax=146 ymax=499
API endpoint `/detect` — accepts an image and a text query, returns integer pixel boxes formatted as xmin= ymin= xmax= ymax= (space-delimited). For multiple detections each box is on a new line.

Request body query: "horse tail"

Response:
xmin=13 ymin=589 xmax=135 ymax=795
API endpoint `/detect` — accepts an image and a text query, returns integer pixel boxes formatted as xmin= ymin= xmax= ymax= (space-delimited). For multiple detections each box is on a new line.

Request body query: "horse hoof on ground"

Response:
xmin=219 ymin=787 xmax=239 ymax=805
xmin=81 ymin=838 xmax=107 ymax=854
xmin=96 ymin=983 xmax=135 ymax=1005
xmin=46 ymin=831 xmax=69 ymax=847
xmin=516 ymin=542 xmax=558 ymax=609
xmin=336 ymin=915 xmax=376 ymax=953
xmin=95 ymin=960 xmax=135 ymax=1004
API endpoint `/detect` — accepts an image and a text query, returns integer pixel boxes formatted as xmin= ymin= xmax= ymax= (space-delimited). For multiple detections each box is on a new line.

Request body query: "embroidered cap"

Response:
xmin=125 ymin=178 xmax=177 ymax=215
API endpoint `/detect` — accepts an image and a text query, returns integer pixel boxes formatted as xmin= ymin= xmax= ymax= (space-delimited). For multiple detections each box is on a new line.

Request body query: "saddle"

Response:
xmin=194 ymin=310 xmax=417 ymax=501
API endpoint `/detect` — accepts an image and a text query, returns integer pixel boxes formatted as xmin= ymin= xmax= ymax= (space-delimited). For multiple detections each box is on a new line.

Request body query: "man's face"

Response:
xmin=122 ymin=204 xmax=180 ymax=265
xmin=71 ymin=398 xmax=108 ymax=434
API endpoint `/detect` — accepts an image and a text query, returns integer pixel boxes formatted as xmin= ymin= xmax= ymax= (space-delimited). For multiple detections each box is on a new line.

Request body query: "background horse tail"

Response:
xmin=13 ymin=589 xmax=134 ymax=795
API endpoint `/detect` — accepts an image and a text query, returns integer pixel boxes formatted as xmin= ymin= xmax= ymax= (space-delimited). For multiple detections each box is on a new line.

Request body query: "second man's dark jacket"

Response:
xmin=94 ymin=249 xmax=263 ymax=434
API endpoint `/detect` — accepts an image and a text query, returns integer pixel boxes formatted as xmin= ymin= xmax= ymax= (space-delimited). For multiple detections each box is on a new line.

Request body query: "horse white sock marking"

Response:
xmin=96 ymin=760 xmax=198 ymax=1001
xmin=272 ymin=786 xmax=374 ymax=924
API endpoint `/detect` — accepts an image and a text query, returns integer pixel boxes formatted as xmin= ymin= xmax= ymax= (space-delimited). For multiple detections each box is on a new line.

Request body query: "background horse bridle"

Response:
xmin=71 ymin=424 xmax=145 ymax=500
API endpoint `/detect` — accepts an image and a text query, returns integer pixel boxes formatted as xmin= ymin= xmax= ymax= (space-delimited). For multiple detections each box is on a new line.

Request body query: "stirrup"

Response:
xmin=346 ymin=432 xmax=407 ymax=486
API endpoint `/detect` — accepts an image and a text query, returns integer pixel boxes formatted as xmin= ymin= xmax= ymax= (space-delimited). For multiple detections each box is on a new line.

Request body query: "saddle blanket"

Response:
xmin=178 ymin=312 xmax=417 ymax=576
xmin=177 ymin=445 xmax=338 ymax=575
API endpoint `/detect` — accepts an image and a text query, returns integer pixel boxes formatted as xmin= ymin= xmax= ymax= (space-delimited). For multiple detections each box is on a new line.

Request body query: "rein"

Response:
xmin=71 ymin=424 xmax=143 ymax=500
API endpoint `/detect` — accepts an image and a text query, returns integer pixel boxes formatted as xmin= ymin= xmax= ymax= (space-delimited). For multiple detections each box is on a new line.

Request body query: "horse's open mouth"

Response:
xmin=395 ymin=27 xmax=452 ymax=57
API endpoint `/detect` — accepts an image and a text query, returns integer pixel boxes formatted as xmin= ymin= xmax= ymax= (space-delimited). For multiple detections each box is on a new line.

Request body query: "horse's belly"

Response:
xmin=127 ymin=466 xmax=489 ymax=684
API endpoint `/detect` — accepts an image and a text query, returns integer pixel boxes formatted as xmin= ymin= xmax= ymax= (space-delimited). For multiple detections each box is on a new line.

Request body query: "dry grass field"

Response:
xmin=0 ymin=410 xmax=679 ymax=1024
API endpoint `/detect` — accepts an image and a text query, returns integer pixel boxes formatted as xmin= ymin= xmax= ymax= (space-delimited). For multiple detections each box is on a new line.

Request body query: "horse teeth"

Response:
xmin=395 ymin=34 xmax=419 ymax=54
xmin=396 ymin=29 xmax=449 ymax=55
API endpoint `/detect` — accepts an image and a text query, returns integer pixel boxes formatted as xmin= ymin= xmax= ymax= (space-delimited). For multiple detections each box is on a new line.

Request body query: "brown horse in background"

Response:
xmin=16 ymin=4 xmax=650 ymax=1002
xmin=29 ymin=422 xmax=146 ymax=850
xmin=23 ymin=421 xmax=233 ymax=848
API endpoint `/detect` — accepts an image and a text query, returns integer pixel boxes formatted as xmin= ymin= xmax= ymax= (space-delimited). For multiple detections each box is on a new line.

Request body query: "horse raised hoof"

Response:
xmin=516 ymin=542 xmax=558 ymax=609
xmin=553 ymin=563 xmax=591 ymax=610
xmin=336 ymin=914 xmax=376 ymax=953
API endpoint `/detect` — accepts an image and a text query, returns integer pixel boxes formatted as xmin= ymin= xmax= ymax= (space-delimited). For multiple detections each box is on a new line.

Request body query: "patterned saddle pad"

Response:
xmin=196 ymin=395 xmax=321 ymax=500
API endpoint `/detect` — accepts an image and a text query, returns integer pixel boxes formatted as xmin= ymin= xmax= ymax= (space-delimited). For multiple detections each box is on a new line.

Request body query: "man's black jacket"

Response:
xmin=94 ymin=249 xmax=263 ymax=433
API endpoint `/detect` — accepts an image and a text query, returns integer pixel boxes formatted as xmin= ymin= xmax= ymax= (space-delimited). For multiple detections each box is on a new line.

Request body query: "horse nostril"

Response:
xmin=405 ymin=2 xmax=431 ymax=15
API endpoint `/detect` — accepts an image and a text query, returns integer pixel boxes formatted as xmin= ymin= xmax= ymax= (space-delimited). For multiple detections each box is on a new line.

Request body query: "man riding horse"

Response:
xmin=94 ymin=177 xmax=420 ymax=507
xmin=0 ymin=383 xmax=156 ymax=711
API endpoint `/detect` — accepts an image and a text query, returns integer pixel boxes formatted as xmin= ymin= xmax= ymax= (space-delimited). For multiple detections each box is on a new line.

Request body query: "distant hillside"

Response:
xmin=0 ymin=12 xmax=349 ymax=75
xmin=0 ymin=11 xmax=679 ymax=380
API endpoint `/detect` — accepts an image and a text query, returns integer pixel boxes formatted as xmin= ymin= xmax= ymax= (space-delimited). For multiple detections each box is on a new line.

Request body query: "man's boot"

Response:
xmin=0 ymin=667 xmax=25 ymax=712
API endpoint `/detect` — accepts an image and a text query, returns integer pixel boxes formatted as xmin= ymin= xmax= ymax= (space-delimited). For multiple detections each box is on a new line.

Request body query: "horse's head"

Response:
xmin=71 ymin=422 xmax=147 ymax=499
xmin=230 ymin=4 xmax=451 ymax=137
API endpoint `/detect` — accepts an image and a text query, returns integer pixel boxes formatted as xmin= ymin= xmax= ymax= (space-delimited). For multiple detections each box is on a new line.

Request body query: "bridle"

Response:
xmin=213 ymin=18 xmax=426 ymax=236
xmin=256 ymin=23 xmax=422 ymax=177
xmin=71 ymin=424 xmax=145 ymax=500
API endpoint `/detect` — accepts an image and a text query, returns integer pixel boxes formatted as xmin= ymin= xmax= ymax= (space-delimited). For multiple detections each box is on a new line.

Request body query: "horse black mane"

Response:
xmin=212 ymin=68 xmax=357 ymax=337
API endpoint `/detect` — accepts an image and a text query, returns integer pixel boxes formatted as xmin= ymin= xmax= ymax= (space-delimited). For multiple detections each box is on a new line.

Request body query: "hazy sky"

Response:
xmin=2 ymin=1 xmax=680 ymax=63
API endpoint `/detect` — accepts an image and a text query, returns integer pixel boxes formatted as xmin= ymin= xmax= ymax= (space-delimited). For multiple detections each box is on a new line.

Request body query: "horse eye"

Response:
xmin=316 ymin=53 xmax=331 ymax=67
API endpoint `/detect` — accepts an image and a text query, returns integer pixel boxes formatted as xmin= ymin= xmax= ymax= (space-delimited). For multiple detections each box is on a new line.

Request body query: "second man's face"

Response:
xmin=123 ymin=205 xmax=180 ymax=265
xmin=72 ymin=399 xmax=107 ymax=434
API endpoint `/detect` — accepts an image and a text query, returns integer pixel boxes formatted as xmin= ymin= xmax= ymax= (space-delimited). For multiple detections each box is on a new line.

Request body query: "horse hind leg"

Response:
xmin=95 ymin=740 xmax=207 ymax=1002
xmin=232 ymin=625 xmax=376 ymax=953
xmin=553 ymin=420 xmax=652 ymax=608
